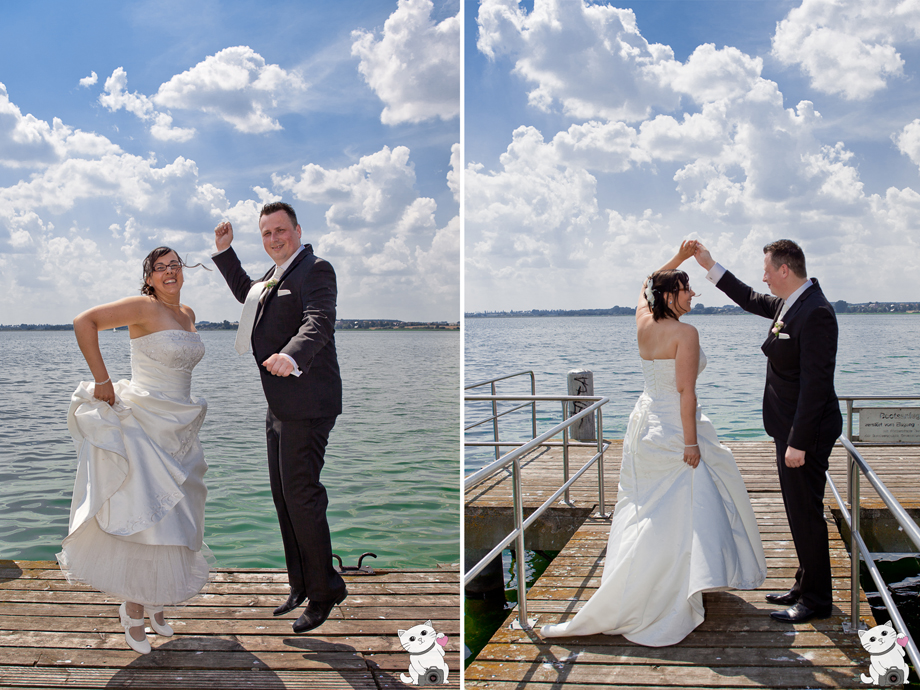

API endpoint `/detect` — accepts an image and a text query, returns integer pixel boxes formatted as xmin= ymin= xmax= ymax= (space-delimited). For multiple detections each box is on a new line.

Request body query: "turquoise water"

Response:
xmin=464 ymin=314 xmax=920 ymax=472
xmin=0 ymin=329 xmax=459 ymax=569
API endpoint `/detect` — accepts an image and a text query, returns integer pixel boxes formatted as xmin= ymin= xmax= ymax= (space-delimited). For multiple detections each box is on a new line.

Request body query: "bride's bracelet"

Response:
xmin=684 ymin=443 xmax=698 ymax=447
xmin=94 ymin=377 xmax=111 ymax=385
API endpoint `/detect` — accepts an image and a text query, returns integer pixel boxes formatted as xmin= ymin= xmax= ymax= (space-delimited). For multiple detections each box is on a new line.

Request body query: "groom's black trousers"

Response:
xmin=266 ymin=409 xmax=346 ymax=602
xmin=774 ymin=438 xmax=834 ymax=613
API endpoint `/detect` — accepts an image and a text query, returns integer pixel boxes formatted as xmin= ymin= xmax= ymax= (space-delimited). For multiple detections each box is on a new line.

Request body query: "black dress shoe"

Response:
xmin=273 ymin=590 xmax=307 ymax=617
xmin=765 ymin=590 xmax=799 ymax=606
xmin=292 ymin=589 xmax=347 ymax=634
xmin=769 ymin=602 xmax=832 ymax=624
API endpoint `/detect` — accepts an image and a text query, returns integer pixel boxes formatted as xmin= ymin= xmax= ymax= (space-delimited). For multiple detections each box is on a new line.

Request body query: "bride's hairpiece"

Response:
xmin=644 ymin=277 xmax=655 ymax=307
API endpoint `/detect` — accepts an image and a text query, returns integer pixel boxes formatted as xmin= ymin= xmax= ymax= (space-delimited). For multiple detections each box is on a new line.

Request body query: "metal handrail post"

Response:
xmin=512 ymin=455 xmax=530 ymax=628
xmin=846 ymin=399 xmax=854 ymax=442
xmin=491 ymin=381 xmax=500 ymax=461
xmin=597 ymin=407 xmax=606 ymax=516
xmin=849 ymin=447 xmax=860 ymax=630
xmin=562 ymin=401 xmax=570 ymax=505
xmin=529 ymin=372 xmax=537 ymax=439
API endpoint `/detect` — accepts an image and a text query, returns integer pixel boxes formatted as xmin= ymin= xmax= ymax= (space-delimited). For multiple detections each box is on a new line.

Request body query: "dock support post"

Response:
xmin=567 ymin=370 xmax=595 ymax=440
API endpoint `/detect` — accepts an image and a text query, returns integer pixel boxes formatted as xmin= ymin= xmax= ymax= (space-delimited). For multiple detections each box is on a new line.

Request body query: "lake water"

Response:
xmin=464 ymin=314 xmax=920 ymax=472
xmin=0 ymin=329 xmax=459 ymax=569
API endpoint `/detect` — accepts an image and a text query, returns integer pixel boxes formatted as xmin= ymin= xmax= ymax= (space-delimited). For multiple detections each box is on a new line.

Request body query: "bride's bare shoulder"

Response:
xmin=674 ymin=321 xmax=700 ymax=348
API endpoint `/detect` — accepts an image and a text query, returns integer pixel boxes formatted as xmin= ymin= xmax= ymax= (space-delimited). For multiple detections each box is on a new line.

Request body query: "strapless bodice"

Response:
xmin=130 ymin=330 xmax=204 ymax=398
xmin=640 ymin=349 xmax=707 ymax=397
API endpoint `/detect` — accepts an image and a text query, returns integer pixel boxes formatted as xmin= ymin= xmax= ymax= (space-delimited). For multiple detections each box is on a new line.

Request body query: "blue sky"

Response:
xmin=0 ymin=0 xmax=459 ymax=323
xmin=465 ymin=0 xmax=920 ymax=312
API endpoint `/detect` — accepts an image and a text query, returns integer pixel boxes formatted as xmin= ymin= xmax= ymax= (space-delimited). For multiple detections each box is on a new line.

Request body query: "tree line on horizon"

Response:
xmin=466 ymin=301 xmax=920 ymax=318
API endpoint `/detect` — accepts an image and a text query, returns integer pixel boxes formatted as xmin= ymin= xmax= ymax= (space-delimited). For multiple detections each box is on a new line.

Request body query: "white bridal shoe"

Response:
xmin=146 ymin=607 xmax=174 ymax=636
xmin=118 ymin=602 xmax=151 ymax=654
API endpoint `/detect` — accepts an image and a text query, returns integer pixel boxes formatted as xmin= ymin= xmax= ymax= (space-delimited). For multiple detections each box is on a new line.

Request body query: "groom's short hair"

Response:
xmin=764 ymin=239 xmax=806 ymax=278
xmin=261 ymin=201 xmax=298 ymax=229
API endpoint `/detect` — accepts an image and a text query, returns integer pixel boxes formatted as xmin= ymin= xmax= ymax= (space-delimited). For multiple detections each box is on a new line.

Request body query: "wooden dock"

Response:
xmin=465 ymin=441 xmax=920 ymax=689
xmin=0 ymin=562 xmax=460 ymax=689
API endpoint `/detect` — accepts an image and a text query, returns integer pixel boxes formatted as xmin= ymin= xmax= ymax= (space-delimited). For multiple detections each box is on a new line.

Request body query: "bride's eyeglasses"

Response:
xmin=152 ymin=261 xmax=183 ymax=273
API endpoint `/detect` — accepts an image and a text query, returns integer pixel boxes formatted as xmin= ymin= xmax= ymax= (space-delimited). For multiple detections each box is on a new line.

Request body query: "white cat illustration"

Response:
xmin=858 ymin=621 xmax=909 ymax=686
xmin=397 ymin=620 xmax=449 ymax=685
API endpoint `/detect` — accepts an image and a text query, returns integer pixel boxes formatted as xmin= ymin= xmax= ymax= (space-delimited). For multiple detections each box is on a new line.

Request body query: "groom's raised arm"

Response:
xmin=715 ymin=270 xmax=782 ymax=320
xmin=694 ymin=244 xmax=781 ymax=319
xmin=213 ymin=247 xmax=257 ymax=305
xmin=213 ymin=220 xmax=258 ymax=305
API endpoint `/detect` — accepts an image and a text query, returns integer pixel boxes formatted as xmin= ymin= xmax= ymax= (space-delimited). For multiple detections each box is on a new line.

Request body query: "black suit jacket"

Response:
xmin=717 ymin=271 xmax=842 ymax=452
xmin=214 ymin=245 xmax=343 ymax=421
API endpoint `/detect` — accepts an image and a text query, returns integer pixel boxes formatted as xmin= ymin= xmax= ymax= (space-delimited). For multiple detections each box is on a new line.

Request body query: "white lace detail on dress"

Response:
xmin=132 ymin=330 xmax=204 ymax=373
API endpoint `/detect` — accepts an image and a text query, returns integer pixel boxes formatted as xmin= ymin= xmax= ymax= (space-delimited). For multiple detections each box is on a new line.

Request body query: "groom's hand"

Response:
xmin=694 ymin=242 xmax=715 ymax=271
xmin=785 ymin=446 xmax=806 ymax=468
xmin=263 ymin=353 xmax=295 ymax=377
xmin=214 ymin=221 xmax=234 ymax=252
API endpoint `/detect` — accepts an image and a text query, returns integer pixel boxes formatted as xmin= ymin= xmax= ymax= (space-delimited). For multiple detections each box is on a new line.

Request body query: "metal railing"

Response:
xmin=464 ymin=393 xmax=610 ymax=629
xmin=825 ymin=396 xmax=920 ymax=669
xmin=465 ymin=371 xmax=537 ymax=459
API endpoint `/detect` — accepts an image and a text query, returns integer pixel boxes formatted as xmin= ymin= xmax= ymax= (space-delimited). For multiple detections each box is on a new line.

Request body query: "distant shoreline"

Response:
xmin=0 ymin=319 xmax=460 ymax=332
xmin=467 ymin=301 xmax=920 ymax=319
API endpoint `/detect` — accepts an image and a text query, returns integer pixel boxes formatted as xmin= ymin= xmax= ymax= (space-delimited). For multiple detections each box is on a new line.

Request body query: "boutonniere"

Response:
xmin=264 ymin=279 xmax=279 ymax=290
xmin=772 ymin=320 xmax=790 ymax=339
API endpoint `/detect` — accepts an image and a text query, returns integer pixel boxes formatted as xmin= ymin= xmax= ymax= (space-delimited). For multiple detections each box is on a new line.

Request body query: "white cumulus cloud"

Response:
xmin=477 ymin=0 xmax=678 ymax=121
xmin=271 ymin=144 xmax=458 ymax=316
xmin=352 ymin=0 xmax=459 ymax=125
xmin=153 ymin=46 xmax=306 ymax=133
xmin=0 ymin=83 xmax=122 ymax=169
xmin=894 ymin=119 xmax=920 ymax=170
xmin=772 ymin=0 xmax=920 ymax=100
xmin=79 ymin=72 xmax=98 ymax=87
xmin=100 ymin=67 xmax=195 ymax=142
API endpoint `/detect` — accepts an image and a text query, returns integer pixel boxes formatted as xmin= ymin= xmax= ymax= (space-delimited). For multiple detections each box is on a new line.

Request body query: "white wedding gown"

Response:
xmin=57 ymin=330 xmax=211 ymax=606
xmin=542 ymin=351 xmax=767 ymax=646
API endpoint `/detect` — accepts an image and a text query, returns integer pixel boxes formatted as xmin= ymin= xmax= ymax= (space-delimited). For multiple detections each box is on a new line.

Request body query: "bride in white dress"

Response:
xmin=58 ymin=247 xmax=212 ymax=654
xmin=542 ymin=241 xmax=767 ymax=647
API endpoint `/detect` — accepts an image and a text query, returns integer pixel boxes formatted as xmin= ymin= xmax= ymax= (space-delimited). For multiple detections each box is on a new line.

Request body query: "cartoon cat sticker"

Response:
xmin=398 ymin=620 xmax=449 ymax=685
xmin=859 ymin=621 xmax=909 ymax=686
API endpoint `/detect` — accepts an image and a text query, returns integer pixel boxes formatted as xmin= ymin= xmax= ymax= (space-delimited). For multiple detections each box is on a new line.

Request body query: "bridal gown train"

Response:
xmin=57 ymin=330 xmax=211 ymax=606
xmin=542 ymin=351 xmax=767 ymax=647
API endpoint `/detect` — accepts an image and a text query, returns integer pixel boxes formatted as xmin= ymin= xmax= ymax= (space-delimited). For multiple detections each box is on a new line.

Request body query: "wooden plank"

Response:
xmin=0 ymin=665 xmax=378 ymax=689
xmin=0 ymin=562 xmax=461 ymax=689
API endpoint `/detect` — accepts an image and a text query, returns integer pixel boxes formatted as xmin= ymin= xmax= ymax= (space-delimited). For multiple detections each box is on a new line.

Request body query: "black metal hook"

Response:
xmin=332 ymin=552 xmax=378 ymax=575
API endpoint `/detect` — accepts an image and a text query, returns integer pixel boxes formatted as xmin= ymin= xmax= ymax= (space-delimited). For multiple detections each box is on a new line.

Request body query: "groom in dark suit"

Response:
xmin=213 ymin=202 xmax=346 ymax=633
xmin=695 ymin=239 xmax=842 ymax=624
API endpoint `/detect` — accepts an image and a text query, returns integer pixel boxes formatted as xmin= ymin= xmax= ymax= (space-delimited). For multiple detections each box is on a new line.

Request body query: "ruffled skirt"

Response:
xmin=57 ymin=378 xmax=210 ymax=606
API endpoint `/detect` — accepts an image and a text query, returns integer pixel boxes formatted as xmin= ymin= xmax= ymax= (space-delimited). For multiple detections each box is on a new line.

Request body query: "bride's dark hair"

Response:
xmin=647 ymin=269 xmax=690 ymax=322
xmin=141 ymin=246 xmax=209 ymax=298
